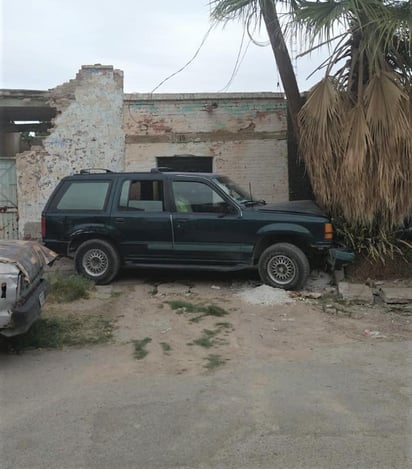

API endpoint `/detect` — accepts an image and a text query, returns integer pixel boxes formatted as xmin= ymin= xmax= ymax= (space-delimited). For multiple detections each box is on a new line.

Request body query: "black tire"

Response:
xmin=258 ymin=242 xmax=310 ymax=290
xmin=74 ymin=239 xmax=120 ymax=285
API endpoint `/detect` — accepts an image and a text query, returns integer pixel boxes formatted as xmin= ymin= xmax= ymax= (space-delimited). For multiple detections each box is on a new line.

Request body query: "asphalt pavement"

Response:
xmin=1 ymin=340 xmax=411 ymax=468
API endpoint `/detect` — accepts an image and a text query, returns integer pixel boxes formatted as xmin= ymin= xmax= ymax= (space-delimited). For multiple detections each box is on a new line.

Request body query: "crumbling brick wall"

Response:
xmin=124 ymin=93 xmax=288 ymax=203
xmin=16 ymin=65 xmax=125 ymax=239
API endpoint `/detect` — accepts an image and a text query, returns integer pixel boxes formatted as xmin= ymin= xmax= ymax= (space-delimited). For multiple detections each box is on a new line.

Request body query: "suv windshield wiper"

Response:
xmin=242 ymin=199 xmax=266 ymax=206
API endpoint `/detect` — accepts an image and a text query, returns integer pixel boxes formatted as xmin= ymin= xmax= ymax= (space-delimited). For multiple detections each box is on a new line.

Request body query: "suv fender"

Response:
xmin=256 ymin=223 xmax=314 ymax=240
xmin=67 ymin=225 xmax=119 ymax=255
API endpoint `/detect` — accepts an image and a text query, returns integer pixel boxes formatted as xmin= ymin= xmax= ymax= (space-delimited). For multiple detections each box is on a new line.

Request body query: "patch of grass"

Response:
xmin=132 ymin=337 xmax=152 ymax=359
xmin=215 ymin=322 xmax=233 ymax=330
xmin=203 ymin=305 xmax=228 ymax=317
xmin=160 ymin=342 xmax=172 ymax=353
xmin=190 ymin=328 xmax=225 ymax=348
xmin=4 ymin=314 xmax=113 ymax=352
xmin=192 ymin=329 xmax=219 ymax=348
xmin=166 ymin=301 xmax=228 ymax=322
xmin=166 ymin=300 xmax=199 ymax=313
xmin=48 ymin=273 xmax=94 ymax=303
xmin=204 ymin=354 xmax=227 ymax=370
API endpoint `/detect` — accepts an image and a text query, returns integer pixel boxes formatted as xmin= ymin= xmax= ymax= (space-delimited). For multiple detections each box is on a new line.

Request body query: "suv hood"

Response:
xmin=256 ymin=200 xmax=327 ymax=217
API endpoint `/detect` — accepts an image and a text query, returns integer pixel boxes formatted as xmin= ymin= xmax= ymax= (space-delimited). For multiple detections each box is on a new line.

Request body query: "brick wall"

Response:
xmin=12 ymin=74 xmax=289 ymax=239
xmin=124 ymin=93 xmax=289 ymax=203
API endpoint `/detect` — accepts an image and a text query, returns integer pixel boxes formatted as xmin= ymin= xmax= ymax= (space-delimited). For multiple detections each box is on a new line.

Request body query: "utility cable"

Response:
xmin=150 ymin=23 xmax=214 ymax=94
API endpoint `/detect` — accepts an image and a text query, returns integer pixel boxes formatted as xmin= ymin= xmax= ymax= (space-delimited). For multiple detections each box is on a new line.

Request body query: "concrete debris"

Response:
xmin=338 ymin=282 xmax=374 ymax=304
xmin=363 ymin=329 xmax=387 ymax=339
xmin=237 ymin=285 xmax=295 ymax=306
xmin=290 ymin=290 xmax=322 ymax=299
xmin=379 ymin=287 xmax=412 ymax=304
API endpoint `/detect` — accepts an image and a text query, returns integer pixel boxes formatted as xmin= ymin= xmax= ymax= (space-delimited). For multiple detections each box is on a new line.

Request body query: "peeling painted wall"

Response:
xmin=16 ymin=65 xmax=125 ymax=239
xmin=12 ymin=71 xmax=288 ymax=239
xmin=124 ymin=93 xmax=288 ymax=203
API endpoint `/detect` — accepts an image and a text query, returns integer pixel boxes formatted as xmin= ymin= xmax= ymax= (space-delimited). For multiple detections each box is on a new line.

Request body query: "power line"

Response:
xmin=218 ymin=28 xmax=251 ymax=92
xmin=150 ymin=24 xmax=214 ymax=94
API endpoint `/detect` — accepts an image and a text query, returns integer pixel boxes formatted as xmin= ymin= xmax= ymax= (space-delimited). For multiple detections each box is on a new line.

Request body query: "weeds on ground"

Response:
xmin=190 ymin=323 xmax=232 ymax=348
xmin=132 ymin=337 xmax=152 ymax=359
xmin=204 ymin=354 xmax=227 ymax=370
xmin=165 ymin=300 xmax=228 ymax=322
xmin=191 ymin=329 xmax=220 ymax=348
xmin=160 ymin=342 xmax=172 ymax=354
xmin=47 ymin=273 xmax=94 ymax=303
xmin=3 ymin=315 xmax=113 ymax=352
xmin=214 ymin=322 xmax=233 ymax=330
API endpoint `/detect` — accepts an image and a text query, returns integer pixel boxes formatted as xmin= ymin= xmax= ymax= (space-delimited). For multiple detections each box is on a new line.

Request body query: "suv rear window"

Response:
xmin=56 ymin=181 xmax=110 ymax=210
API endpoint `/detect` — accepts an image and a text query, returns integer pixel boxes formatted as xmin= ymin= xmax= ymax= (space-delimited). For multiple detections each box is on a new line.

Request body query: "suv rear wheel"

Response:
xmin=74 ymin=239 xmax=120 ymax=285
xmin=258 ymin=242 xmax=310 ymax=290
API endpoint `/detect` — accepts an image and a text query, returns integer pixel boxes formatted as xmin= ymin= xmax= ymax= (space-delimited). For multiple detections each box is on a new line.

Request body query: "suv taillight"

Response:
xmin=41 ymin=215 xmax=46 ymax=238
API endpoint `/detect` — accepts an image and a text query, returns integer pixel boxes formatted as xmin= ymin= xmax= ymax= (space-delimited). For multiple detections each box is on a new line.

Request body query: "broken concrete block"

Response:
xmin=379 ymin=287 xmax=412 ymax=304
xmin=334 ymin=269 xmax=345 ymax=283
xmin=338 ymin=282 xmax=374 ymax=304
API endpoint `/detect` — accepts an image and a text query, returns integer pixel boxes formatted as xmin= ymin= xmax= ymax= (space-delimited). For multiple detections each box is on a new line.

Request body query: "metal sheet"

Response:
xmin=0 ymin=158 xmax=18 ymax=239
xmin=0 ymin=241 xmax=57 ymax=283
xmin=0 ymin=262 xmax=19 ymax=326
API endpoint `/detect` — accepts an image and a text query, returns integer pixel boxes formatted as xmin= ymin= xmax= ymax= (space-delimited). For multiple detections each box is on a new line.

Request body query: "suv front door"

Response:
xmin=170 ymin=178 xmax=250 ymax=265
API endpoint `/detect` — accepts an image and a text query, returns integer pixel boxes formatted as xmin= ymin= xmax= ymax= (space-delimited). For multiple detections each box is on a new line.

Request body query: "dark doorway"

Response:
xmin=157 ymin=156 xmax=213 ymax=173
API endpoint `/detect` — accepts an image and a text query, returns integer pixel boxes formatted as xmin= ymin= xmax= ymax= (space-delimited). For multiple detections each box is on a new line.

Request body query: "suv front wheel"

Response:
xmin=74 ymin=239 xmax=120 ymax=285
xmin=258 ymin=242 xmax=310 ymax=290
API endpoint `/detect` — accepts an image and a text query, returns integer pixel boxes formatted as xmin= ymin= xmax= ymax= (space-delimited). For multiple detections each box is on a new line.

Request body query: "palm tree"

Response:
xmin=211 ymin=0 xmax=303 ymax=138
xmin=295 ymin=0 xmax=412 ymax=235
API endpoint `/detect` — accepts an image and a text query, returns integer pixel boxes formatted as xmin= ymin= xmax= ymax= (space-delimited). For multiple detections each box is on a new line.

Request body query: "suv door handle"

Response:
xmin=115 ymin=217 xmax=126 ymax=223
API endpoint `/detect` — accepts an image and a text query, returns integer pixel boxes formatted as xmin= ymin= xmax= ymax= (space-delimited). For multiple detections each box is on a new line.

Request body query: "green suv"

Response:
xmin=41 ymin=169 xmax=353 ymax=290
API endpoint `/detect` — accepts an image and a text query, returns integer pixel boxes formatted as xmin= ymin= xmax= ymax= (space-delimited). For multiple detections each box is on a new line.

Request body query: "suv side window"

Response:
xmin=119 ymin=180 xmax=164 ymax=212
xmin=172 ymin=181 xmax=233 ymax=214
xmin=56 ymin=181 xmax=110 ymax=210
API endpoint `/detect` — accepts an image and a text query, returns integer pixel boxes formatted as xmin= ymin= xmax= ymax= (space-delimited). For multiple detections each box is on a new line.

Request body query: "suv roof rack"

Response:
xmin=79 ymin=168 xmax=113 ymax=174
xmin=151 ymin=167 xmax=172 ymax=173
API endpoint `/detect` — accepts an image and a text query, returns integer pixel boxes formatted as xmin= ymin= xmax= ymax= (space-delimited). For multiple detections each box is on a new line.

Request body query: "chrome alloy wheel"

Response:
xmin=267 ymin=254 xmax=297 ymax=286
xmin=82 ymin=248 xmax=109 ymax=278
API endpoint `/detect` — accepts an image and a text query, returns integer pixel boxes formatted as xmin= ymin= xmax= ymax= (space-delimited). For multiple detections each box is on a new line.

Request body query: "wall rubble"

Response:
xmin=16 ymin=65 xmax=125 ymax=239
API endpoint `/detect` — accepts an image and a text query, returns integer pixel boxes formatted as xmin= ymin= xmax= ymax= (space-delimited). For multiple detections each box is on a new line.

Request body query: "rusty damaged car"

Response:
xmin=0 ymin=241 xmax=57 ymax=337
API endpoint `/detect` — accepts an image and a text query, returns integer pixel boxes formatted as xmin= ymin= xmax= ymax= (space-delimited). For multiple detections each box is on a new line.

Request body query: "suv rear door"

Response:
xmin=110 ymin=175 xmax=174 ymax=262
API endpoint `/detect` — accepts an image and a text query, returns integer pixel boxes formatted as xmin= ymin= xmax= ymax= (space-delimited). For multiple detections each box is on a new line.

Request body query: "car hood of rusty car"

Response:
xmin=0 ymin=241 xmax=58 ymax=283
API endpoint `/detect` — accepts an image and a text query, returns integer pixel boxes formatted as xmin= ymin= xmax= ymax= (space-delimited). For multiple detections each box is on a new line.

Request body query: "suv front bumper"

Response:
xmin=327 ymin=247 xmax=355 ymax=270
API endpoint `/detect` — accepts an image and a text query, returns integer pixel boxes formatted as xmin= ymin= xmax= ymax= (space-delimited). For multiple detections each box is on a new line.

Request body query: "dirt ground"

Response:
xmin=41 ymin=268 xmax=412 ymax=376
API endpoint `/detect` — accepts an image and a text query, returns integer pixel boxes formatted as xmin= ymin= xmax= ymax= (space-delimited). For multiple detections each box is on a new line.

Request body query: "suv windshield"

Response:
xmin=212 ymin=176 xmax=264 ymax=205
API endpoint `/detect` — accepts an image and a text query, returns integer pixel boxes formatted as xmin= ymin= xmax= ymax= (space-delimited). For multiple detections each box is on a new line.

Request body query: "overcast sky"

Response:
xmin=1 ymin=0 xmax=325 ymax=94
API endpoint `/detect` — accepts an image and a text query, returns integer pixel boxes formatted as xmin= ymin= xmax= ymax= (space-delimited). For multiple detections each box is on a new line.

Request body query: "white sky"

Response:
xmin=0 ymin=0 xmax=326 ymax=93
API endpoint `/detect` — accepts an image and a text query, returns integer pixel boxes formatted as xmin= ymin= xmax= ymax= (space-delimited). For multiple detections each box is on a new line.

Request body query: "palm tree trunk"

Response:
xmin=259 ymin=0 xmax=302 ymax=137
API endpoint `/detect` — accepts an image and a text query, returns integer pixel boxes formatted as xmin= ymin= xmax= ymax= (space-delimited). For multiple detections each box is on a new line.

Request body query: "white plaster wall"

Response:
xmin=125 ymin=139 xmax=288 ymax=203
xmin=124 ymin=93 xmax=288 ymax=203
xmin=16 ymin=65 xmax=125 ymax=239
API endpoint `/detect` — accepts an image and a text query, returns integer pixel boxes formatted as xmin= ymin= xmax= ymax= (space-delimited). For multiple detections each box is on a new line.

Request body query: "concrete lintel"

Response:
xmin=125 ymin=130 xmax=287 ymax=144
xmin=124 ymin=92 xmax=286 ymax=102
